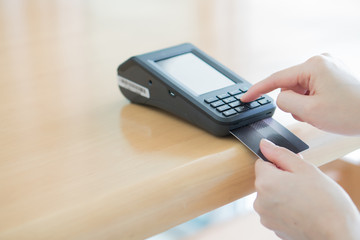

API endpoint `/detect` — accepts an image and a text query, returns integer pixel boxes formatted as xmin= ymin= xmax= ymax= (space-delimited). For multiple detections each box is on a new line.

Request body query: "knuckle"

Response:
xmin=275 ymin=95 xmax=283 ymax=109
xmin=254 ymin=178 xmax=262 ymax=191
xmin=255 ymin=174 xmax=277 ymax=194
xmin=260 ymin=217 xmax=275 ymax=230
xmin=321 ymin=52 xmax=332 ymax=57
xmin=253 ymin=198 xmax=268 ymax=218
xmin=306 ymin=54 xmax=333 ymax=71
xmin=275 ymin=231 xmax=287 ymax=239
xmin=254 ymin=177 xmax=268 ymax=192
xmin=253 ymin=198 xmax=260 ymax=212
xmin=255 ymin=158 xmax=263 ymax=168
xmin=307 ymin=54 xmax=327 ymax=65
xmin=276 ymin=91 xmax=291 ymax=112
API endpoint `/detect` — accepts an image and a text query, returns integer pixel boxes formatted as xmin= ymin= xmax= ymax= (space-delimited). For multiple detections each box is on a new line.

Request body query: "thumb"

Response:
xmin=277 ymin=90 xmax=313 ymax=120
xmin=259 ymin=139 xmax=304 ymax=172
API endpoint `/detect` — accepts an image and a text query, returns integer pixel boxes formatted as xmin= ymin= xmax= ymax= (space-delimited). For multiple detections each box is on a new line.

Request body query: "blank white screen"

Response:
xmin=156 ymin=53 xmax=234 ymax=95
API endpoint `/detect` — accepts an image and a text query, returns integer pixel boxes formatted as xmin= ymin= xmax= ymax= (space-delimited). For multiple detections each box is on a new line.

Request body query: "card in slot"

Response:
xmin=230 ymin=118 xmax=309 ymax=162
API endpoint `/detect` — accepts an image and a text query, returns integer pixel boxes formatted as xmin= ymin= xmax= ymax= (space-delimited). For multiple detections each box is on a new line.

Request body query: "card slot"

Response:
xmin=230 ymin=118 xmax=309 ymax=162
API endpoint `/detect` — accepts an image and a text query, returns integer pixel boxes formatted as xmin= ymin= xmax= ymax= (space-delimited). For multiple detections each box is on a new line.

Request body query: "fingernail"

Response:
xmin=260 ymin=139 xmax=276 ymax=150
xmin=240 ymin=93 xmax=247 ymax=101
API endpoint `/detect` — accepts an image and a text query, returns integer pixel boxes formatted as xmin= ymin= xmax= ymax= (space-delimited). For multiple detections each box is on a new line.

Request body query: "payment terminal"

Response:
xmin=117 ymin=43 xmax=275 ymax=136
xmin=117 ymin=43 xmax=308 ymax=160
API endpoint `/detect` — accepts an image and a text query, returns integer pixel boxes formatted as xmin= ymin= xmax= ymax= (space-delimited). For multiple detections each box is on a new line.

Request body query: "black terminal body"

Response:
xmin=117 ymin=43 xmax=276 ymax=136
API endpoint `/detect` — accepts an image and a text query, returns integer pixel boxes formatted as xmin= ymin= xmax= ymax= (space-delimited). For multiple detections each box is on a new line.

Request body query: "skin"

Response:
xmin=241 ymin=54 xmax=360 ymax=239
xmin=254 ymin=139 xmax=360 ymax=240
xmin=241 ymin=54 xmax=360 ymax=135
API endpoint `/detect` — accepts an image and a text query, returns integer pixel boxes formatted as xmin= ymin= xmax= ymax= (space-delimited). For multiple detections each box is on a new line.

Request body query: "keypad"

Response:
xmin=223 ymin=96 xmax=236 ymax=104
xmin=258 ymin=98 xmax=270 ymax=105
xmin=216 ymin=104 xmax=231 ymax=112
xmin=247 ymin=101 xmax=260 ymax=108
xmin=204 ymin=87 xmax=270 ymax=117
xmin=210 ymin=100 xmax=225 ymax=108
xmin=239 ymin=86 xmax=249 ymax=92
xmin=223 ymin=109 xmax=237 ymax=117
xmin=217 ymin=93 xmax=230 ymax=99
xmin=228 ymin=89 xmax=241 ymax=95
xmin=229 ymin=101 xmax=241 ymax=108
xmin=204 ymin=97 xmax=218 ymax=103
xmin=234 ymin=106 xmax=247 ymax=113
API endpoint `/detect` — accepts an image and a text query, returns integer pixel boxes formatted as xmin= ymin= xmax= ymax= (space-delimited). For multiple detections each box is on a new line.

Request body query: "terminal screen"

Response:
xmin=156 ymin=53 xmax=235 ymax=95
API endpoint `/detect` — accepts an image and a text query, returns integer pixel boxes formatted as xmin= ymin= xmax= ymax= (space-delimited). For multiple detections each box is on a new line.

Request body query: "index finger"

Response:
xmin=241 ymin=63 xmax=309 ymax=102
xmin=254 ymin=158 xmax=283 ymax=178
xmin=254 ymin=159 xmax=287 ymax=190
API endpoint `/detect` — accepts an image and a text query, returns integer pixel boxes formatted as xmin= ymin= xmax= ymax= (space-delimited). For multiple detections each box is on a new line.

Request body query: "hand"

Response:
xmin=254 ymin=139 xmax=360 ymax=240
xmin=241 ymin=54 xmax=360 ymax=135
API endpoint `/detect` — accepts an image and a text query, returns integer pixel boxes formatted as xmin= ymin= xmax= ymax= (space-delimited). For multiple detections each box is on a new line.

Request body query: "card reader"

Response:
xmin=117 ymin=43 xmax=309 ymax=161
xmin=117 ymin=43 xmax=276 ymax=137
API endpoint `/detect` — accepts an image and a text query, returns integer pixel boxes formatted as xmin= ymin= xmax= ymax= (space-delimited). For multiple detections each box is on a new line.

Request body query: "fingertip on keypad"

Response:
xmin=204 ymin=87 xmax=271 ymax=117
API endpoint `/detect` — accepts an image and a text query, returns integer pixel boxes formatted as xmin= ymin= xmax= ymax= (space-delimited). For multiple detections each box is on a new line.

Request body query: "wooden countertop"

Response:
xmin=1 ymin=0 xmax=360 ymax=239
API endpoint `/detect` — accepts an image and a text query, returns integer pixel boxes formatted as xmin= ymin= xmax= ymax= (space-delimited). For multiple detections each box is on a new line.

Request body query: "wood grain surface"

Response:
xmin=1 ymin=0 xmax=360 ymax=239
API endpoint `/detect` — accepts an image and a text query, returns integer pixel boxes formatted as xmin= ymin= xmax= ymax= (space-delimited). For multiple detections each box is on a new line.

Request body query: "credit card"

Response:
xmin=230 ymin=118 xmax=309 ymax=162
